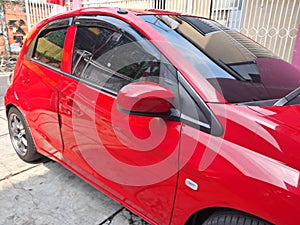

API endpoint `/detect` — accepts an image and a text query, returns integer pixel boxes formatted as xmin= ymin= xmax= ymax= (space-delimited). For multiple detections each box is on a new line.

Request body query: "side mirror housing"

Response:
xmin=117 ymin=82 xmax=174 ymax=115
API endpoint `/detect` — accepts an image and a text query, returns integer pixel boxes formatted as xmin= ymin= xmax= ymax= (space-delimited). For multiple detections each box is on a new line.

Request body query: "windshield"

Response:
xmin=140 ymin=15 xmax=300 ymax=104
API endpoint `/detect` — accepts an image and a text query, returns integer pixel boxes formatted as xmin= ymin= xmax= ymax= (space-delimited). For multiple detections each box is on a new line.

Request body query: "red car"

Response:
xmin=5 ymin=7 xmax=300 ymax=225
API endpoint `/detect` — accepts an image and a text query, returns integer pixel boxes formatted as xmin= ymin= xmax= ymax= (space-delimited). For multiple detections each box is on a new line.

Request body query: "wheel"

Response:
xmin=7 ymin=107 xmax=43 ymax=162
xmin=202 ymin=210 xmax=271 ymax=225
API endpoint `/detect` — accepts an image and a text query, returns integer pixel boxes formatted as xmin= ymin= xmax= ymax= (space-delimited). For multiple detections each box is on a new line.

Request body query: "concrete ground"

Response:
xmin=0 ymin=73 xmax=148 ymax=225
xmin=0 ymin=73 xmax=9 ymax=106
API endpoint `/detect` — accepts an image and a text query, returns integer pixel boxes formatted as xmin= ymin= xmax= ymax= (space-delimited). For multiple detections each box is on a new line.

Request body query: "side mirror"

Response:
xmin=117 ymin=82 xmax=175 ymax=115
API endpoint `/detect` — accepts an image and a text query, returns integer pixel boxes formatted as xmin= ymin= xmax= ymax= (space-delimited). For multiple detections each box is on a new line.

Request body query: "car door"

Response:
xmin=58 ymin=15 xmax=182 ymax=225
xmin=16 ymin=18 xmax=71 ymax=156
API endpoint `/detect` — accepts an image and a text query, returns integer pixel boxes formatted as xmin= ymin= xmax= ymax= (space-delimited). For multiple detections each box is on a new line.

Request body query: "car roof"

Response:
xmin=45 ymin=7 xmax=182 ymax=21
xmin=74 ymin=7 xmax=182 ymax=15
xmin=31 ymin=7 xmax=226 ymax=104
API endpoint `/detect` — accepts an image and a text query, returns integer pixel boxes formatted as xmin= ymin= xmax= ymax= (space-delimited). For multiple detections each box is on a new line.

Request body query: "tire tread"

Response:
xmin=202 ymin=210 xmax=271 ymax=225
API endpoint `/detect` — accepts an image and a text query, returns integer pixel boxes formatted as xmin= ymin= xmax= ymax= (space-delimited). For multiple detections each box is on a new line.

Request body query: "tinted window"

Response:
xmin=179 ymin=82 xmax=210 ymax=132
xmin=33 ymin=28 xmax=67 ymax=69
xmin=140 ymin=15 xmax=300 ymax=104
xmin=72 ymin=17 xmax=176 ymax=94
xmin=178 ymin=74 xmax=223 ymax=136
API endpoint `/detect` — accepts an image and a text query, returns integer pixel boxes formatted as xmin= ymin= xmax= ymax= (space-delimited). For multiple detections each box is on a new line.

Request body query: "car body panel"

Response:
xmin=5 ymin=7 xmax=300 ymax=225
xmin=171 ymin=103 xmax=300 ymax=224
xmin=250 ymin=104 xmax=300 ymax=132
xmin=57 ymin=72 xmax=181 ymax=224
xmin=53 ymin=21 xmax=181 ymax=225
xmin=8 ymin=58 xmax=63 ymax=155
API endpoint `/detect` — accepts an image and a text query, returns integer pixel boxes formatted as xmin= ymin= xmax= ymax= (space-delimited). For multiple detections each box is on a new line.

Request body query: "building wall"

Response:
xmin=0 ymin=0 xmax=28 ymax=55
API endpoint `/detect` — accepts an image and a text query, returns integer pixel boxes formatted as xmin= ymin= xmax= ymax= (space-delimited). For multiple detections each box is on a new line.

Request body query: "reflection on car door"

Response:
xmin=19 ymin=19 xmax=70 ymax=156
xmin=58 ymin=16 xmax=182 ymax=225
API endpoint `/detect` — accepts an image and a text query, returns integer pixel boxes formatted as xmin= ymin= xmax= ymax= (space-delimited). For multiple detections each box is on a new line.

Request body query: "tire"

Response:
xmin=7 ymin=107 xmax=43 ymax=162
xmin=202 ymin=210 xmax=271 ymax=225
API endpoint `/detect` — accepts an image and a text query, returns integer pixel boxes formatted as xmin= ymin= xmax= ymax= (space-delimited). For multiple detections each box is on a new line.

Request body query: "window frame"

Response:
xmin=41 ymin=14 xmax=222 ymax=136
xmin=28 ymin=17 xmax=72 ymax=71
xmin=71 ymin=15 xmax=167 ymax=96
xmin=178 ymin=72 xmax=223 ymax=136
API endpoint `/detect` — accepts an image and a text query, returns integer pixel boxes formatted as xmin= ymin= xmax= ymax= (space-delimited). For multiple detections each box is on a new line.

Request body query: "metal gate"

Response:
xmin=81 ymin=0 xmax=212 ymax=17
xmin=239 ymin=0 xmax=300 ymax=62
xmin=25 ymin=0 xmax=300 ymax=62
xmin=24 ymin=0 xmax=70 ymax=29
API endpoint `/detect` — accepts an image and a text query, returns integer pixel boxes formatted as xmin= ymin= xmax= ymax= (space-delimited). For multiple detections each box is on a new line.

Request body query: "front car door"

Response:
xmin=58 ymin=15 xmax=182 ymax=225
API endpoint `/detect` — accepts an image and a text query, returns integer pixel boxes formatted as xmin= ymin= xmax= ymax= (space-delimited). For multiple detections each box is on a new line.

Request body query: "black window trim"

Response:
xmin=31 ymin=27 xmax=68 ymax=71
xmin=178 ymin=72 xmax=223 ymax=136
xmin=77 ymin=74 xmax=119 ymax=96
xmin=45 ymin=17 xmax=73 ymax=30
xmin=28 ymin=17 xmax=73 ymax=70
xmin=31 ymin=58 xmax=63 ymax=73
xmin=70 ymin=16 xmax=161 ymax=96
xmin=59 ymin=68 xmax=120 ymax=96
xmin=74 ymin=15 xmax=119 ymax=31
xmin=73 ymin=15 xmax=146 ymax=44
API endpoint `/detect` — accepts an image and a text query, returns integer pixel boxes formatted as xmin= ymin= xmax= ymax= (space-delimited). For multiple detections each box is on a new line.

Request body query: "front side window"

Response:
xmin=71 ymin=16 xmax=221 ymax=134
xmin=33 ymin=28 xmax=67 ymax=69
xmin=72 ymin=16 xmax=177 ymax=94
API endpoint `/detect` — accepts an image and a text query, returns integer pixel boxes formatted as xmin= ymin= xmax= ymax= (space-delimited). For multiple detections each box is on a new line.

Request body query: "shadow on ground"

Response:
xmin=0 ymin=107 xmax=150 ymax=225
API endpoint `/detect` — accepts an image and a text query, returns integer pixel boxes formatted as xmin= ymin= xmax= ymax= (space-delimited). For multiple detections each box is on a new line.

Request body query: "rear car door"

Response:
xmin=58 ymin=15 xmax=181 ymax=225
xmin=16 ymin=18 xmax=71 ymax=156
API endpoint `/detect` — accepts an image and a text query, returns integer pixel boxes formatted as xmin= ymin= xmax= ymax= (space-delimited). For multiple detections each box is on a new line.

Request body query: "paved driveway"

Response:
xmin=0 ymin=81 xmax=148 ymax=224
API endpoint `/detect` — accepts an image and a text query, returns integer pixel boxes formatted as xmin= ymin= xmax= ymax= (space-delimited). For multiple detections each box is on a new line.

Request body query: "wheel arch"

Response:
xmin=5 ymin=103 xmax=17 ymax=117
xmin=6 ymin=104 xmax=45 ymax=163
xmin=184 ymin=207 xmax=272 ymax=225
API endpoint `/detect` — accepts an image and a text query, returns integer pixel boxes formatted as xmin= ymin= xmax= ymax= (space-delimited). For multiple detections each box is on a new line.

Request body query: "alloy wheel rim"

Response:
xmin=9 ymin=113 xmax=28 ymax=156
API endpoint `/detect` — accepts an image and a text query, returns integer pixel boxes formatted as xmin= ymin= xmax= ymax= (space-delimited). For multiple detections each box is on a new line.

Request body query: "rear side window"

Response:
xmin=33 ymin=28 xmax=67 ymax=69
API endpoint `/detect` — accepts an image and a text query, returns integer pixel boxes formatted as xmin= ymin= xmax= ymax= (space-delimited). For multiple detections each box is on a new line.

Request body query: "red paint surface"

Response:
xmin=5 ymin=8 xmax=300 ymax=225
